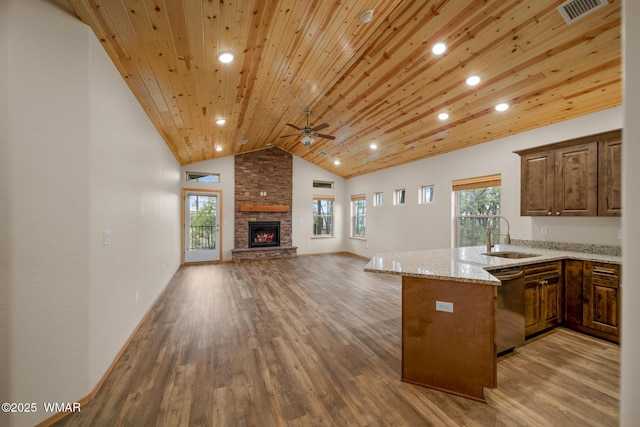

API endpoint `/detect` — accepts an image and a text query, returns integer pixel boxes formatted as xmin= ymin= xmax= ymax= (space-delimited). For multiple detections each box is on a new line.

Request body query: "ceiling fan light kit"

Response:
xmin=280 ymin=110 xmax=336 ymax=147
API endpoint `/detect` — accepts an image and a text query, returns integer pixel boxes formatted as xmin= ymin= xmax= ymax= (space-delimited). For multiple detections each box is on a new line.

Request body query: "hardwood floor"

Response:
xmin=54 ymin=254 xmax=620 ymax=426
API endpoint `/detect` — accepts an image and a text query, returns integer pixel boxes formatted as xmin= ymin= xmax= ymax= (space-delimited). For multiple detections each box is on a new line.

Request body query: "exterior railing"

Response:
xmin=189 ymin=225 xmax=216 ymax=250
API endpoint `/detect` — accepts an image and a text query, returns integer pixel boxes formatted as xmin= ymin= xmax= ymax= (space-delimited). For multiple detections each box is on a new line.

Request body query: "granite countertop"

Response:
xmin=364 ymin=244 xmax=622 ymax=285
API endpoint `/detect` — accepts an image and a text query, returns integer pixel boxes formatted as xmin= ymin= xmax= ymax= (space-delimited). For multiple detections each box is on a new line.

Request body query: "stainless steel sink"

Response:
xmin=482 ymin=251 xmax=541 ymax=259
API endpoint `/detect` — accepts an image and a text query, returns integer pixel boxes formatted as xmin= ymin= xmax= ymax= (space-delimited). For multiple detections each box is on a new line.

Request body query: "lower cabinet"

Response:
xmin=524 ymin=262 xmax=562 ymax=337
xmin=563 ymin=260 xmax=621 ymax=343
xmin=583 ymin=261 xmax=621 ymax=341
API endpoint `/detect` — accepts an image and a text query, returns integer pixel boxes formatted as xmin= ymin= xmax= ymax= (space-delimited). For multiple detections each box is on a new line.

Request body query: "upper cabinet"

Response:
xmin=598 ymin=138 xmax=622 ymax=216
xmin=515 ymin=130 xmax=621 ymax=217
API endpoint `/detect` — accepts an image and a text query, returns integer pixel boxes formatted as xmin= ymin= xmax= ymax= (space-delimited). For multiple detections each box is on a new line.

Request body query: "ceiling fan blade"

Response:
xmin=311 ymin=123 xmax=329 ymax=132
xmin=314 ymin=133 xmax=336 ymax=140
xmin=279 ymin=133 xmax=301 ymax=138
xmin=285 ymin=123 xmax=301 ymax=130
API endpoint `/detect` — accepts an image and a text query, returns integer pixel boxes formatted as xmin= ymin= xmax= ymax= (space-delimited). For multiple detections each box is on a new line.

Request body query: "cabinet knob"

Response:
xmin=555 ymin=212 xmax=560 ymax=216
xmin=547 ymin=211 xmax=552 ymax=216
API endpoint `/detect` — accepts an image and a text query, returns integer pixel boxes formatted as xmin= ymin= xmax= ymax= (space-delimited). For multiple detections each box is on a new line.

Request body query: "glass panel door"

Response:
xmin=184 ymin=191 xmax=220 ymax=262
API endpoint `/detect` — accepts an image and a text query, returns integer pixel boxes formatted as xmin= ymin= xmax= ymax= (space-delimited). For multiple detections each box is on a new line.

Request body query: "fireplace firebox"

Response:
xmin=248 ymin=221 xmax=281 ymax=248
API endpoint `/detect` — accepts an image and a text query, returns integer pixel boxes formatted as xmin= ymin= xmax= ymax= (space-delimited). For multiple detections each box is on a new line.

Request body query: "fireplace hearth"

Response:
xmin=248 ymin=221 xmax=280 ymax=248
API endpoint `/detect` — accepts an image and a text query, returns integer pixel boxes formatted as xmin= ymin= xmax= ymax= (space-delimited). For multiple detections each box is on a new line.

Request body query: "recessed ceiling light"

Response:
xmin=370 ymin=143 xmax=378 ymax=149
xmin=431 ymin=41 xmax=447 ymax=55
xmin=218 ymin=51 xmax=234 ymax=64
xmin=216 ymin=118 xmax=226 ymax=125
xmin=215 ymin=145 xmax=223 ymax=152
xmin=360 ymin=10 xmax=374 ymax=23
xmin=466 ymin=75 xmax=481 ymax=86
xmin=334 ymin=160 xmax=340 ymax=166
xmin=495 ymin=103 xmax=510 ymax=112
xmin=438 ymin=112 xmax=449 ymax=121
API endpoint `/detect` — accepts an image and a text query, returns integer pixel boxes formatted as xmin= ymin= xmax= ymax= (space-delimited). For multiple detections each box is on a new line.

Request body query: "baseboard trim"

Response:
xmin=35 ymin=270 xmax=177 ymax=427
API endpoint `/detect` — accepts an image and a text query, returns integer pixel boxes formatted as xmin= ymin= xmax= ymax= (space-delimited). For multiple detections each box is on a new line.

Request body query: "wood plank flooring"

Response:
xmin=54 ymin=254 xmax=620 ymax=426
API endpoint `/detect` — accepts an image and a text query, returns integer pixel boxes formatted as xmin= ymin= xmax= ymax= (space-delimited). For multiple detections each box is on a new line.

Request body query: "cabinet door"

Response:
xmin=520 ymin=150 xmax=555 ymax=216
xmin=554 ymin=143 xmax=598 ymax=216
xmin=524 ymin=281 xmax=541 ymax=336
xmin=598 ymin=139 xmax=622 ymax=216
xmin=540 ymin=274 xmax=561 ymax=328
xmin=564 ymin=259 xmax=584 ymax=326
xmin=583 ymin=262 xmax=620 ymax=339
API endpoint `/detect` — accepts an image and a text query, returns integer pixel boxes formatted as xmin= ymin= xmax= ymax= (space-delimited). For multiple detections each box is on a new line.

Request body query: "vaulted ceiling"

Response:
xmin=65 ymin=0 xmax=621 ymax=178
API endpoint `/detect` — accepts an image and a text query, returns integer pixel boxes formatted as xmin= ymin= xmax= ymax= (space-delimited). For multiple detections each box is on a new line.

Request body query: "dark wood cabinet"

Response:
xmin=524 ymin=262 xmax=562 ymax=337
xmin=520 ymin=150 xmax=555 ymax=216
xmin=598 ymin=138 xmax=622 ymax=216
xmin=515 ymin=129 xmax=621 ymax=217
xmin=554 ymin=143 xmax=598 ymax=216
xmin=583 ymin=261 xmax=621 ymax=341
xmin=562 ymin=260 xmax=621 ymax=344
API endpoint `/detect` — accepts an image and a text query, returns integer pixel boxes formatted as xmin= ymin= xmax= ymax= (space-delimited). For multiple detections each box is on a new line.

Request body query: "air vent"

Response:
xmin=557 ymin=0 xmax=607 ymax=24
xmin=236 ymin=140 xmax=248 ymax=145
xmin=319 ymin=150 xmax=329 ymax=157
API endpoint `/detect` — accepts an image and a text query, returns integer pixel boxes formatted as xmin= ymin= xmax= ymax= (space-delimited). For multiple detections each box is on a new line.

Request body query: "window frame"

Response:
xmin=453 ymin=174 xmax=502 ymax=248
xmin=350 ymin=194 xmax=366 ymax=239
xmin=418 ymin=185 xmax=435 ymax=204
xmin=312 ymin=195 xmax=335 ymax=237
xmin=373 ymin=192 xmax=384 ymax=207
xmin=185 ymin=171 xmax=220 ymax=183
xmin=393 ymin=188 xmax=406 ymax=205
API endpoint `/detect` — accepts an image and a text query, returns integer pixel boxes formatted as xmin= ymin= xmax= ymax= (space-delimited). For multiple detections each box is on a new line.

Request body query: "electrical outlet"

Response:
xmin=103 ymin=229 xmax=111 ymax=246
xmin=540 ymin=226 xmax=548 ymax=236
xmin=436 ymin=301 xmax=453 ymax=313
xmin=618 ymin=229 xmax=623 ymax=239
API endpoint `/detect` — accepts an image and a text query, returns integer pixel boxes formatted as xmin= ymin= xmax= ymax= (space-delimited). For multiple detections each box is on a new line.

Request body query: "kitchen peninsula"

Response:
xmin=364 ymin=244 xmax=621 ymax=401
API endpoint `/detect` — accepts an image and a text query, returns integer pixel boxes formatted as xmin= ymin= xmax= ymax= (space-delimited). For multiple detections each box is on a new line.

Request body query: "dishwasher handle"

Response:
xmin=492 ymin=270 xmax=524 ymax=281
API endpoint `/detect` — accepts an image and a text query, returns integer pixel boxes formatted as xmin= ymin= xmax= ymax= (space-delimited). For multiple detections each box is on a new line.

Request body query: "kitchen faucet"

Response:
xmin=486 ymin=215 xmax=511 ymax=253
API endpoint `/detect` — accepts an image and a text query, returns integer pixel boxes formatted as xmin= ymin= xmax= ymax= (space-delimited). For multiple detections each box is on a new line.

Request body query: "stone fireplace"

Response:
xmin=231 ymin=148 xmax=297 ymax=261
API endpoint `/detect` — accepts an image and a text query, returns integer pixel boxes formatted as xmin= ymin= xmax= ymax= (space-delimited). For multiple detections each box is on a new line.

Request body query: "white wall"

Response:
xmin=0 ymin=0 xmax=11 ymax=415
xmin=87 ymin=34 xmax=181 ymax=387
xmin=345 ymin=107 xmax=623 ymax=258
xmin=180 ymin=156 xmax=235 ymax=260
xmin=292 ymin=156 xmax=346 ymax=255
xmin=2 ymin=1 xmax=181 ymax=426
xmin=621 ymin=0 xmax=639 ymax=424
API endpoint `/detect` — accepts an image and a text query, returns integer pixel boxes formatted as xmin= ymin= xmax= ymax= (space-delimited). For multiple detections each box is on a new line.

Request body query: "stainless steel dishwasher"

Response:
xmin=492 ymin=267 xmax=525 ymax=354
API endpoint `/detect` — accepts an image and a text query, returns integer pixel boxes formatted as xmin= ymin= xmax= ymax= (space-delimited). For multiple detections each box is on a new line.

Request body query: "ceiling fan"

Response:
xmin=280 ymin=110 xmax=336 ymax=146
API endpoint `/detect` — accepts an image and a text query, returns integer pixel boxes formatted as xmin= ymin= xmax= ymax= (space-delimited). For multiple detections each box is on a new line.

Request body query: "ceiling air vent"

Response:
xmin=319 ymin=150 xmax=329 ymax=157
xmin=236 ymin=140 xmax=248 ymax=146
xmin=557 ymin=0 xmax=607 ymax=25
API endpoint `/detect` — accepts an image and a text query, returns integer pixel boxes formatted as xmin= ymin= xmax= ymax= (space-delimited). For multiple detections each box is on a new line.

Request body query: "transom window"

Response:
xmin=393 ymin=189 xmax=406 ymax=205
xmin=186 ymin=172 xmax=220 ymax=183
xmin=419 ymin=185 xmax=434 ymax=204
xmin=373 ymin=192 xmax=384 ymax=207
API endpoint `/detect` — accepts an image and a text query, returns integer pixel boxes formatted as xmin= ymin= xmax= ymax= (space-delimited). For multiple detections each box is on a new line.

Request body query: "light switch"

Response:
xmin=103 ymin=229 xmax=111 ymax=246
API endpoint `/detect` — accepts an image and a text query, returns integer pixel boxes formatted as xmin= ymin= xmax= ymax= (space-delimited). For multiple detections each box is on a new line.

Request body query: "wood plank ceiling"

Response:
xmin=66 ymin=0 xmax=621 ymax=179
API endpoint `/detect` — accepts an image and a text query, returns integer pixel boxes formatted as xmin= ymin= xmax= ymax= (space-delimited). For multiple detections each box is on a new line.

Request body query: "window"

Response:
xmin=186 ymin=172 xmax=220 ymax=183
xmin=313 ymin=180 xmax=334 ymax=189
xmin=373 ymin=192 xmax=384 ymax=207
xmin=453 ymin=174 xmax=501 ymax=247
xmin=419 ymin=185 xmax=434 ymax=204
xmin=393 ymin=189 xmax=406 ymax=205
xmin=351 ymin=194 xmax=366 ymax=238
xmin=312 ymin=196 xmax=334 ymax=236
